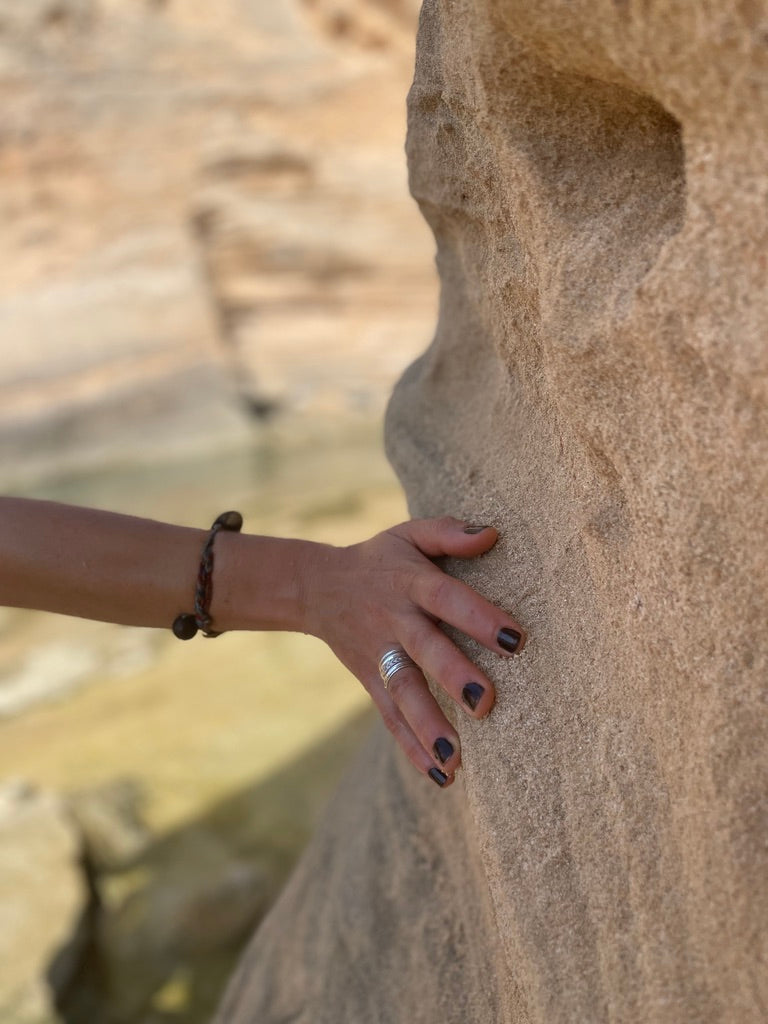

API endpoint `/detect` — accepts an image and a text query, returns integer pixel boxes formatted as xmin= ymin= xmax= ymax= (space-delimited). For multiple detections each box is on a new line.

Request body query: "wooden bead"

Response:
xmin=172 ymin=613 xmax=198 ymax=640
xmin=213 ymin=511 xmax=243 ymax=532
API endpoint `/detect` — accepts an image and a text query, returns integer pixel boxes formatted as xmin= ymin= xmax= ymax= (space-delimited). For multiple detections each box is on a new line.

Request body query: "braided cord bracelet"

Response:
xmin=172 ymin=510 xmax=243 ymax=640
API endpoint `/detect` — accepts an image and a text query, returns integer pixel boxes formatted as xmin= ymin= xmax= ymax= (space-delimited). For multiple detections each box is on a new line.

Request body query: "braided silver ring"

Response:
xmin=378 ymin=646 xmax=417 ymax=690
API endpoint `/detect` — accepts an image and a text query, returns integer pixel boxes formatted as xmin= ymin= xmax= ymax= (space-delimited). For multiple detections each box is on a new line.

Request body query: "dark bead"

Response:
xmin=173 ymin=613 xmax=198 ymax=640
xmin=214 ymin=510 xmax=243 ymax=532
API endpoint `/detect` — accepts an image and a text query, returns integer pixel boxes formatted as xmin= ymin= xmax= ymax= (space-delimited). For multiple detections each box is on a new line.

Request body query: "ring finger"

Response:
xmin=379 ymin=646 xmax=462 ymax=780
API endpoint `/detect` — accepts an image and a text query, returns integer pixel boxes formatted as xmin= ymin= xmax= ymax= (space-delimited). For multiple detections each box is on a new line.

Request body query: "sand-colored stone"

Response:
xmin=0 ymin=0 xmax=432 ymax=486
xmin=215 ymin=2 xmax=768 ymax=1022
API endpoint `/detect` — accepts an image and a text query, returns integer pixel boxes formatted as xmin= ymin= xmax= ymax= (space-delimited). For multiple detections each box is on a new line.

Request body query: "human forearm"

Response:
xmin=0 ymin=498 xmax=318 ymax=634
xmin=0 ymin=497 xmax=529 ymax=787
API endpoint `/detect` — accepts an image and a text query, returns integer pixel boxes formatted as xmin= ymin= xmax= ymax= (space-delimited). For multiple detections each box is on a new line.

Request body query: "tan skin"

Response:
xmin=0 ymin=498 xmax=526 ymax=786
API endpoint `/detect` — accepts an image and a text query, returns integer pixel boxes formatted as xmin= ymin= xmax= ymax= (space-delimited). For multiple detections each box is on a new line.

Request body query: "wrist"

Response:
xmin=209 ymin=531 xmax=334 ymax=636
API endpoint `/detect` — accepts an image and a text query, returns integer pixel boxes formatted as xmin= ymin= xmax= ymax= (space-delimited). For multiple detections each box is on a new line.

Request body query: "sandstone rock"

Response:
xmin=0 ymin=0 xmax=95 ymax=49
xmin=0 ymin=621 xmax=159 ymax=719
xmin=214 ymin=2 xmax=768 ymax=1022
xmin=0 ymin=781 xmax=89 ymax=1024
xmin=0 ymin=0 xmax=431 ymax=488
xmin=301 ymin=0 xmax=421 ymax=50
xmin=193 ymin=126 xmax=435 ymax=418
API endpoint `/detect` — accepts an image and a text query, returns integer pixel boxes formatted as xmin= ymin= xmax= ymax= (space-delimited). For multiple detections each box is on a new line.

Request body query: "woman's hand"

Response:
xmin=302 ymin=517 xmax=526 ymax=787
xmin=0 ymin=499 xmax=524 ymax=788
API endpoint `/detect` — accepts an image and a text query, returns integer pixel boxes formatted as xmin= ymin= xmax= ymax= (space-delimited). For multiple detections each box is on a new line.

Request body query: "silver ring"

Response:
xmin=378 ymin=646 xmax=417 ymax=690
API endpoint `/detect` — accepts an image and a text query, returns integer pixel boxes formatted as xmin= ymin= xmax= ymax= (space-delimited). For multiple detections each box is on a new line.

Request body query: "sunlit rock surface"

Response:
xmin=0 ymin=0 xmax=433 ymax=484
xmin=215 ymin=1 xmax=768 ymax=1021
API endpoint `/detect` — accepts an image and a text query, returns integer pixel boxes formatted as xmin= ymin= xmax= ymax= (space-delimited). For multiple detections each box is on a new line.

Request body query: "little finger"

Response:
xmin=352 ymin=655 xmax=455 ymax=788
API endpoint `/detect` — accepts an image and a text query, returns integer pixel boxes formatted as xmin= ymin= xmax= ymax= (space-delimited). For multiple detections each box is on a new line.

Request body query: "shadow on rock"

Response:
xmin=54 ymin=706 xmax=375 ymax=1024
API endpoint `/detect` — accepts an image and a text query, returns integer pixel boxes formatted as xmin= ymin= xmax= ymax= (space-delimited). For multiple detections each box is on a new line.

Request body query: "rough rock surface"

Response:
xmin=214 ymin=1 xmax=768 ymax=1022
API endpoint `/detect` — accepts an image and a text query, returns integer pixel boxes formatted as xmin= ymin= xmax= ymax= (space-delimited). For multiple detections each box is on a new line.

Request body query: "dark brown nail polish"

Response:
xmin=433 ymin=737 xmax=454 ymax=764
xmin=429 ymin=766 xmax=448 ymax=787
xmin=463 ymin=525 xmax=490 ymax=534
xmin=497 ymin=627 xmax=522 ymax=653
xmin=462 ymin=682 xmax=485 ymax=711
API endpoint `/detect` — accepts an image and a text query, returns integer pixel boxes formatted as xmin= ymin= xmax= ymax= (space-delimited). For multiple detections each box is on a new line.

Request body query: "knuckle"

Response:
xmin=386 ymin=668 xmax=415 ymax=703
xmin=394 ymin=565 xmax=421 ymax=599
xmin=396 ymin=618 xmax=433 ymax=660
xmin=385 ymin=519 xmax=411 ymax=539
xmin=415 ymin=570 xmax=453 ymax=610
xmin=377 ymin=706 xmax=425 ymax=771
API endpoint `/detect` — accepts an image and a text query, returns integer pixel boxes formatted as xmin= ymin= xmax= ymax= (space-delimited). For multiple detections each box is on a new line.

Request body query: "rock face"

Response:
xmin=0 ymin=0 xmax=432 ymax=486
xmin=214 ymin=2 xmax=768 ymax=1022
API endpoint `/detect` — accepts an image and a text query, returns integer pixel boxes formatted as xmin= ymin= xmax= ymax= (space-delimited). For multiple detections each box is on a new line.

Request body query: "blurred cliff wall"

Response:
xmin=0 ymin=4 xmax=431 ymax=1021
xmin=0 ymin=0 xmax=433 ymax=487
xmin=214 ymin=1 xmax=768 ymax=1022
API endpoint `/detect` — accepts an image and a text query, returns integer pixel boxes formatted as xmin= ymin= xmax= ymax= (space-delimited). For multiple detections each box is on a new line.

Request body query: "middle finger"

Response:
xmin=400 ymin=617 xmax=497 ymax=719
xmin=412 ymin=570 xmax=526 ymax=657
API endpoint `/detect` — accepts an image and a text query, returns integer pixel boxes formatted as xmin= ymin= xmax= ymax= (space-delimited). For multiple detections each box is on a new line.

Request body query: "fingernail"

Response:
xmin=433 ymin=737 xmax=454 ymax=764
xmin=462 ymin=682 xmax=485 ymax=711
xmin=463 ymin=525 xmax=490 ymax=534
xmin=429 ymin=766 xmax=448 ymax=787
xmin=497 ymin=627 xmax=522 ymax=654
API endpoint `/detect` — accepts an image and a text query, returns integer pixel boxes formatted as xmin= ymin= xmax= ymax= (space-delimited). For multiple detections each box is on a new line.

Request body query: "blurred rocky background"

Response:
xmin=0 ymin=1 xmax=433 ymax=1021
xmin=0 ymin=0 xmax=434 ymax=484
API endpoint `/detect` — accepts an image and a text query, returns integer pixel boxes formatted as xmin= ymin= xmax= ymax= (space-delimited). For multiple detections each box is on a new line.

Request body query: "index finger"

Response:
xmin=387 ymin=517 xmax=499 ymax=559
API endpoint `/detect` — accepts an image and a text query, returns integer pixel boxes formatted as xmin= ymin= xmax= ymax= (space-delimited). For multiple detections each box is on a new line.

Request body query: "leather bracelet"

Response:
xmin=172 ymin=510 xmax=243 ymax=640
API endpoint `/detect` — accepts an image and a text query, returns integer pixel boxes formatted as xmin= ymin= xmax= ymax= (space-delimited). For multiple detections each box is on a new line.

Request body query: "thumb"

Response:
xmin=388 ymin=516 xmax=499 ymax=559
